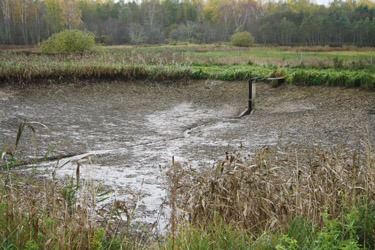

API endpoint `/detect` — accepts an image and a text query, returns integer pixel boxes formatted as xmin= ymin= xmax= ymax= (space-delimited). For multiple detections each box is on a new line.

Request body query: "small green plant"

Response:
xmin=313 ymin=210 xmax=361 ymax=250
xmin=332 ymin=56 xmax=344 ymax=69
xmin=230 ymin=32 xmax=254 ymax=47
xmin=40 ymin=29 xmax=96 ymax=53
xmin=91 ymin=228 xmax=105 ymax=250
xmin=166 ymin=216 xmax=253 ymax=250
xmin=286 ymin=216 xmax=316 ymax=248
xmin=276 ymin=235 xmax=299 ymax=250
xmin=269 ymin=66 xmax=286 ymax=87
xmin=269 ymin=66 xmax=287 ymax=78
xmin=24 ymin=239 xmax=39 ymax=250
xmin=354 ymin=201 xmax=375 ymax=249
xmin=62 ymin=175 xmax=79 ymax=215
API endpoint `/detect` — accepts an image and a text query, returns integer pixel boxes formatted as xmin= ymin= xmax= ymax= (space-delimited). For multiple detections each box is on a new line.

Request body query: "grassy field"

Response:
xmin=114 ymin=44 xmax=375 ymax=64
xmin=1 ymin=45 xmax=375 ymax=89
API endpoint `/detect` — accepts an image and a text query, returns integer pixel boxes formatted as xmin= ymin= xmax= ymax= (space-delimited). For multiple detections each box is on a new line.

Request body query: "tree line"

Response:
xmin=1 ymin=0 xmax=375 ymax=46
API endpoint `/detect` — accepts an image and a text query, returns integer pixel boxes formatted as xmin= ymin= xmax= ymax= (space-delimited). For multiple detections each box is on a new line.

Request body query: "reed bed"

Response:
xmin=166 ymin=139 xmax=375 ymax=248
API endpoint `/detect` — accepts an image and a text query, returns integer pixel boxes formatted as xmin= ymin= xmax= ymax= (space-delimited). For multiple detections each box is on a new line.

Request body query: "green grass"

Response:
xmin=105 ymin=45 xmax=375 ymax=63
xmin=159 ymin=206 xmax=375 ymax=250
xmin=1 ymin=47 xmax=375 ymax=89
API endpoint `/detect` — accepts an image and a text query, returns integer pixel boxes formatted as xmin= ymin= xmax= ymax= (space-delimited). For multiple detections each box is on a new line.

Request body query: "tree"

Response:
xmin=1 ymin=0 xmax=375 ymax=46
xmin=61 ymin=0 xmax=82 ymax=29
xmin=300 ymin=13 xmax=325 ymax=46
xmin=231 ymin=0 xmax=258 ymax=32
xmin=0 ymin=0 xmax=12 ymax=43
xmin=170 ymin=20 xmax=198 ymax=42
xmin=278 ymin=17 xmax=296 ymax=45
xmin=44 ymin=0 xmax=63 ymax=34
xmin=141 ymin=0 xmax=160 ymax=29
xmin=162 ymin=0 xmax=180 ymax=27
xmin=128 ymin=23 xmax=145 ymax=44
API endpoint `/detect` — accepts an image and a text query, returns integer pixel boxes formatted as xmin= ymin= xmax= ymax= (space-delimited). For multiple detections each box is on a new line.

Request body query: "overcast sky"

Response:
xmin=313 ymin=0 xmax=331 ymax=5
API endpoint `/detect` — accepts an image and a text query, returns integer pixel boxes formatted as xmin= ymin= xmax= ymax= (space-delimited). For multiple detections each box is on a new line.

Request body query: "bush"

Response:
xmin=40 ymin=29 xmax=96 ymax=53
xmin=230 ymin=32 xmax=254 ymax=47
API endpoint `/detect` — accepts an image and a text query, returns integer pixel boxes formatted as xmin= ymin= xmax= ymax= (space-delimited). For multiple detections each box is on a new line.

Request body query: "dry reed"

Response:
xmin=0 ymin=121 xmax=147 ymax=249
xmin=170 ymin=140 xmax=375 ymax=233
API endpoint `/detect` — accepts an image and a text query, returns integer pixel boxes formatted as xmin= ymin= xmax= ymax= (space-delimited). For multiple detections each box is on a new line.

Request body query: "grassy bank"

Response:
xmin=1 ymin=46 xmax=375 ymax=89
xmin=1 ymin=121 xmax=375 ymax=249
xmin=1 ymin=56 xmax=375 ymax=90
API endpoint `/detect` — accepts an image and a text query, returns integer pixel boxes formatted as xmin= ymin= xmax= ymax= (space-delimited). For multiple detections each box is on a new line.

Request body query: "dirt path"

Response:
xmin=1 ymin=80 xmax=374 ymax=228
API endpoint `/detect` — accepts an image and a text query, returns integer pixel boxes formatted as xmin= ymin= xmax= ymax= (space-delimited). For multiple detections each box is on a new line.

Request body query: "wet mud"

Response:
xmin=1 ymin=80 xmax=374 ymax=227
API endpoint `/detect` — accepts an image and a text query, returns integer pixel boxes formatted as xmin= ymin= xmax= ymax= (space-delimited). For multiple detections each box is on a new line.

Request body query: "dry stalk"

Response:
xmin=171 ymin=142 xmax=375 ymax=233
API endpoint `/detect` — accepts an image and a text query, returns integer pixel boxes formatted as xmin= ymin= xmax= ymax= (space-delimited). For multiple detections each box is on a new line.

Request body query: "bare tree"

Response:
xmin=0 ymin=0 xmax=11 ymax=43
xmin=231 ymin=0 xmax=259 ymax=32
xmin=129 ymin=23 xmax=145 ymax=44
xmin=62 ymin=0 xmax=82 ymax=30
xmin=143 ymin=0 xmax=159 ymax=29
xmin=14 ymin=0 xmax=30 ymax=44
xmin=217 ymin=2 xmax=232 ymax=40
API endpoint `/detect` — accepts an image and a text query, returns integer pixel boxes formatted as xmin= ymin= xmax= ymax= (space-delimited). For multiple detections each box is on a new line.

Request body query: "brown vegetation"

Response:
xmin=170 ymin=141 xmax=375 ymax=232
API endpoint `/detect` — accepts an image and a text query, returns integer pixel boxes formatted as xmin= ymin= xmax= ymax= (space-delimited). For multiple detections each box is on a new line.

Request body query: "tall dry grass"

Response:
xmin=0 ymin=121 xmax=150 ymax=249
xmin=169 ymin=140 xmax=375 ymax=234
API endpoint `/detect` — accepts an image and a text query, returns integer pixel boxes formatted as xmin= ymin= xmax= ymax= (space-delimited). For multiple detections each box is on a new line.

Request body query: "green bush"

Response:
xmin=40 ymin=29 xmax=96 ymax=53
xmin=230 ymin=32 xmax=254 ymax=47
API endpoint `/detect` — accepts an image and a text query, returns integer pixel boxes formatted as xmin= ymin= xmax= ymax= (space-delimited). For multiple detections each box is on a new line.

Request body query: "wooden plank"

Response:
xmin=252 ymin=82 xmax=256 ymax=109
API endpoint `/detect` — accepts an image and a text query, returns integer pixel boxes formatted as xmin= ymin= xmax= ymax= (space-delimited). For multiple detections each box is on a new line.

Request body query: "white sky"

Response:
xmin=313 ymin=0 xmax=331 ymax=5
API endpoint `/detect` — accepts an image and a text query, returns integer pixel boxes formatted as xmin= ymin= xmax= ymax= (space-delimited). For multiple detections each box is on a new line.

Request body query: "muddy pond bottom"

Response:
xmin=1 ymin=80 xmax=374 ymax=229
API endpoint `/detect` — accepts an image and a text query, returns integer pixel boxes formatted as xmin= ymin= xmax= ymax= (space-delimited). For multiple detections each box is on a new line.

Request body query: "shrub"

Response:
xmin=40 ymin=29 xmax=96 ymax=53
xmin=230 ymin=32 xmax=254 ymax=47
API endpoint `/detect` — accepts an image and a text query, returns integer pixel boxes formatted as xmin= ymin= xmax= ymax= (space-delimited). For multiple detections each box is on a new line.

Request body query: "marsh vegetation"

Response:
xmin=1 ymin=73 xmax=374 ymax=248
xmin=1 ymin=45 xmax=375 ymax=89
xmin=2 ymin=0 xmax=375 ymax=247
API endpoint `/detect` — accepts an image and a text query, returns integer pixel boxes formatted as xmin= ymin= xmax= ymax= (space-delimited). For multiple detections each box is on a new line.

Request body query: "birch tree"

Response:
xmin=0 ymin=0 xmax=12 ymax=43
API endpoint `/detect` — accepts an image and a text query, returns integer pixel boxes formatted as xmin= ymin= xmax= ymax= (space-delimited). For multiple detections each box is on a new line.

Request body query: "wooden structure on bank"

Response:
xmin=239 ymin=77 xmax=285 ymax=118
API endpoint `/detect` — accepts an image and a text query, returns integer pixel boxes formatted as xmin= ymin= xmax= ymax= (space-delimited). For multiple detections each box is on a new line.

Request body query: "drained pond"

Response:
xmin=1 ymin=80 xmax=375 ymax=229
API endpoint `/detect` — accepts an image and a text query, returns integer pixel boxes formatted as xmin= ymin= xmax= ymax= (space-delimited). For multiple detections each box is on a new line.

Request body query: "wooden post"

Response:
xmin=239 ymin=79 xmax=254 ymax=117
xmin=239 ymin=77 xmax=283 ymax=118
xmin=252 ymin=82 xmax=256 ymax=109
xmin=248 ymin=79 xmax=253 ymax=113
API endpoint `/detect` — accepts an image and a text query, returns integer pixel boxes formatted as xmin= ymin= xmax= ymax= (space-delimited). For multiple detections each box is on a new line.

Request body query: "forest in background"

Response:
xmin=1 ymin=0 xmax=375 ymax=47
